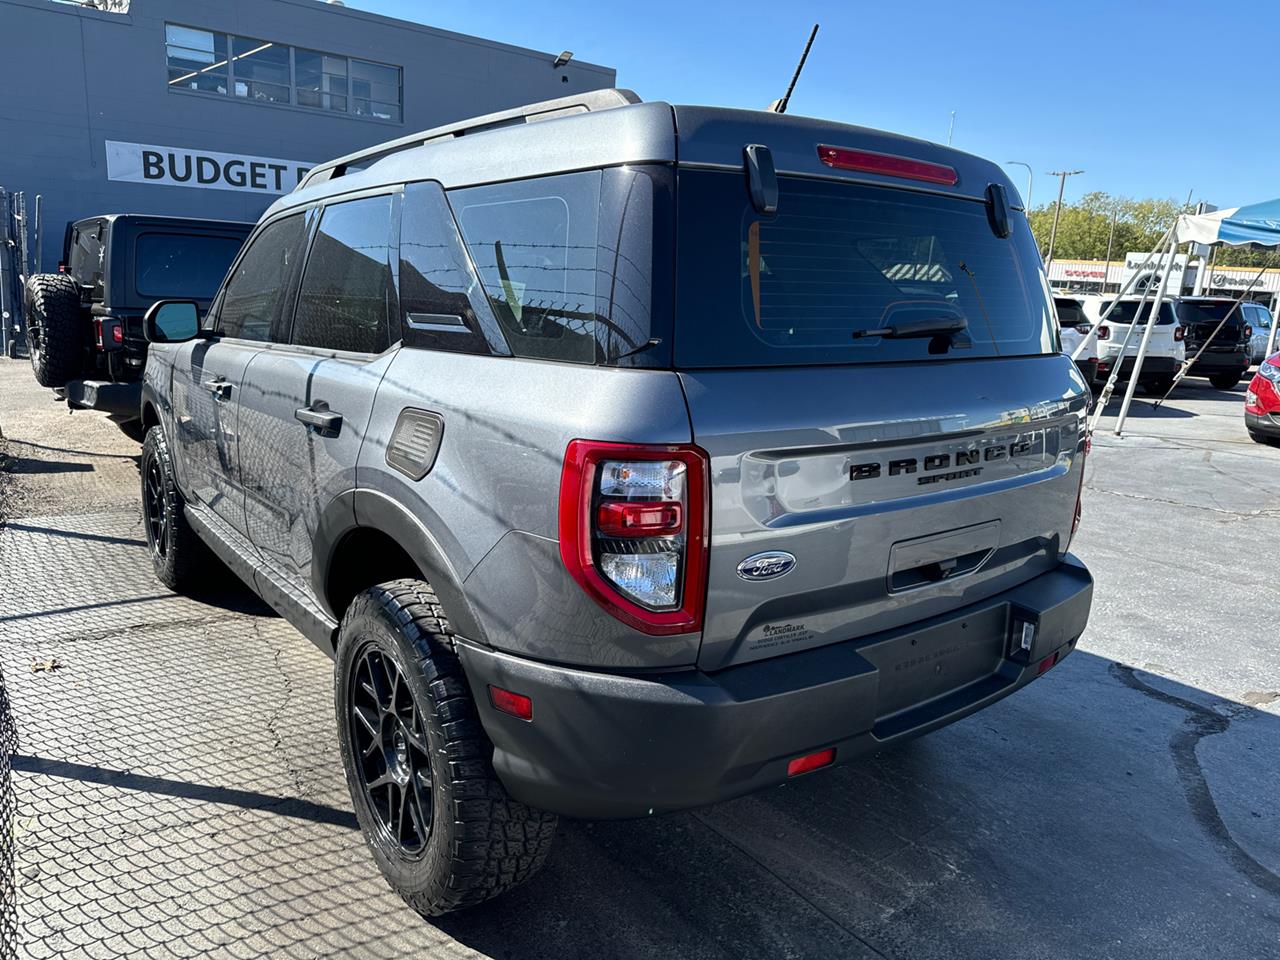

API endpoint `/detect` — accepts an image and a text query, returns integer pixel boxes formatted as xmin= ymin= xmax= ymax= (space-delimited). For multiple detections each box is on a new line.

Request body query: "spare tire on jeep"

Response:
xmin=24 ymin=273 xmax=85 ymax=387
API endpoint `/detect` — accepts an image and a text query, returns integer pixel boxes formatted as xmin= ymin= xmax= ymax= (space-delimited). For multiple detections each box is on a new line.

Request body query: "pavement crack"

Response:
xmin=258 ymin=621 xmax=306 ymax=801
xmin=1085 ymin=485 xmax=1280 ymax=522
xmin=1109 ymin=661 xmax=1280 ymax=899
xmin=691 ymin=810 xmax=893 ymax=959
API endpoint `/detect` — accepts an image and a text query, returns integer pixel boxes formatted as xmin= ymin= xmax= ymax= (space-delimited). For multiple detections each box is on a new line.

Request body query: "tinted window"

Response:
xmin=675 ymin=171 xmax=1054 ymax=367
xmin=400 ymin=182 xmax=506 ymax=356
xmin=1252 ymin=305 xmax=1273 ymax=329
xmin=293 ymin=195 xmax=394 ymax=354
xmin=135 ymin=233 xmax=243 ymax=299
xmin=1175 ymin=300 xmax=1246 ymax=329
xmin=218 ymin=214 xmax=306 ymax=342
xmin=1102 ymin=300 xmax=1175 ymax=326
xmin=1054 ymin=297 xmax=1089 ymax=327
xmin=68 ymin=222 xmax=105 ymax=297
xmin=453 ymin=172 xmax=601 ymax=364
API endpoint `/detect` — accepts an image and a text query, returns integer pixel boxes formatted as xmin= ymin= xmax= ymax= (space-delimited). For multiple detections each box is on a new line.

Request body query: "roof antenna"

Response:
xmin=768 ymin=24 xmax=819 ymax=114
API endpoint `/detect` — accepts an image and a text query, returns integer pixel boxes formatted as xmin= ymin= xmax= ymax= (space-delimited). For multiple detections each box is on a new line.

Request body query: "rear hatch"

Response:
xmin=673 ymin=163 xmax=1087 ymax=671
xmin=1175 ymin=298 xmax=1251 ymax=353
xmin=1098 ymin=299 xmax=1179 ymax=360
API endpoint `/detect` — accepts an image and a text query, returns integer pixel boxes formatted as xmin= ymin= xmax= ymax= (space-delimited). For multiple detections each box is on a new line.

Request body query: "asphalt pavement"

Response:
xmin=1 ymin=359 xmax=1277 ymax=960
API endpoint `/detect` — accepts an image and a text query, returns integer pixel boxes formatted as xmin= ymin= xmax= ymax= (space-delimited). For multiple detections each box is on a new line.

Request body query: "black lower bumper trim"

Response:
xmin=1246 ymin=410 xmax=1280 ymax=439
xmin=458 ymin=556 xmax=1094 ymax=819
xmin=64 ymin=379 xmax=142 ymax=419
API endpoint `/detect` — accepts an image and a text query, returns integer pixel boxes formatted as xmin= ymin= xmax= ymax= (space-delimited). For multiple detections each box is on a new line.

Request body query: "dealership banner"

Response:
xmin=105 ymin=140 xmax=313 ymax=195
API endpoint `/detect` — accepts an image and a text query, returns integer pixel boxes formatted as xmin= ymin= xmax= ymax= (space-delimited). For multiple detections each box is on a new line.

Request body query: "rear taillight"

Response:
xmin=559 ymin=440 xmax=709 ymax=635
xmin=817 ymin=144 xmax=958 ymax=186
xmin=1174 ymin=325 xmax=1185 ymax=342
xmin=1097 ymin=325 xmax=1110 ymax=341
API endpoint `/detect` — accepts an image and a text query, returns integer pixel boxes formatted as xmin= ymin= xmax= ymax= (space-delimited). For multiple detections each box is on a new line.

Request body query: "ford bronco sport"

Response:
xmin=138 ymin=89 xmax=1094 ymax=915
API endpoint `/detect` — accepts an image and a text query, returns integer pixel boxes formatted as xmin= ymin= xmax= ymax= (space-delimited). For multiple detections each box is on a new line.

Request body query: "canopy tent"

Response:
xmin=1173 ymin=198 xmax=1280 ymax=248
xmin=1088 ymin=196 xmax=1280 ymax=436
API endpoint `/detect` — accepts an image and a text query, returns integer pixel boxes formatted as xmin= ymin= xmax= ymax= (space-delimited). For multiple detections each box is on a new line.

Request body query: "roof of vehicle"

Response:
xmin=72 ymin=214 xmax=254 ymax=230
xmin=266 ymin=89 xmax=1020 ymax=221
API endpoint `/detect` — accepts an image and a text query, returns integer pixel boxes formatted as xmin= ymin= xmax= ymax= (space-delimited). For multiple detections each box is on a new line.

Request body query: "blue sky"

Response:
xmin=350 ymin=0 xmax=1277 ymax=211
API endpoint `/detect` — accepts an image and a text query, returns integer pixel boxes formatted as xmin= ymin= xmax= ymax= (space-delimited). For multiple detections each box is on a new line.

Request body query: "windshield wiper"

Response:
xmin=851 ymin=315 xmax=969 ymax=356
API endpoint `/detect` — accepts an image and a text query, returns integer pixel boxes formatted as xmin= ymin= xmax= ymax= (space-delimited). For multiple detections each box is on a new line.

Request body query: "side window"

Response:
xmin=452 ymin=171 xmax=602 ymax=364
xmin=218 ymin=214 xmax=306 ymax=342
xmin=293 ymin=194 xmax=394 ymax=354
xmin=399 ymin=181 xmax=506 ymax=356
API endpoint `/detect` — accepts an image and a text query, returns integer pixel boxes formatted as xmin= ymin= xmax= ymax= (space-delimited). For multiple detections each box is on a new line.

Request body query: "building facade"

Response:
xmin=0 ymin=0 xmax=615 ymax=272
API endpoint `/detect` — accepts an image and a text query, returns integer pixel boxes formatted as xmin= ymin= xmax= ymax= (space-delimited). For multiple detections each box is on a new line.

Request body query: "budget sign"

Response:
xmin=105 ymin=140 xmax=313 ymax=195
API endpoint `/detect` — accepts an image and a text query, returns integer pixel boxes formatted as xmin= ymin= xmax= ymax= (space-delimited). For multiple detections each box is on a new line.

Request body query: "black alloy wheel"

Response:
xmin=143 ymin=451 xmax=168 ymax=561
xmin=348 ymin=644 xmax=433 ymax=856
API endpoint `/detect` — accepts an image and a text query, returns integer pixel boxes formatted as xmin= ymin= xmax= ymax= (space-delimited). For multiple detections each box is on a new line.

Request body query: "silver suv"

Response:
xmin=138 ymin=89 xmax=1094 ymax=915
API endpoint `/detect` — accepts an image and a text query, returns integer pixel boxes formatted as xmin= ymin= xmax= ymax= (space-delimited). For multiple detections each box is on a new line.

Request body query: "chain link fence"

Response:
xmin=1 ymin=663 xmax=18 ymax=960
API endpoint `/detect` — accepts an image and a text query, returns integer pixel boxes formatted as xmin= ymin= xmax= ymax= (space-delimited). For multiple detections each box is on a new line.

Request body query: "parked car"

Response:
xmin=1245 ymin=353 xmax=1280 ymax=444
xmin=136 ymin=89 xmax=1094 ymax=914
xmin=1245 ymin=302 xmax=1276 ymax=365
xmin=1054 ymin=295 xmax=1102 ymax=384
xmin=1173 ymin=297 xmax=1254 ymax=389
xmin=1089 ymin=296 xmax=1185 ymax=394
xmin=22 ymin=214 xmax=250 ymax=422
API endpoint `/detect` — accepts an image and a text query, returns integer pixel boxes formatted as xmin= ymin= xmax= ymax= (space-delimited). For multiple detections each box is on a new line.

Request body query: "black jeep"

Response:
xmin=23 ymin=214 xmax=250 ymax=420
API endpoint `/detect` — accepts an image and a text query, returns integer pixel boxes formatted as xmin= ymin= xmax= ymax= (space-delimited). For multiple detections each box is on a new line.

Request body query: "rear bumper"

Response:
xmin=1187 ymin=350 xmax=1250 ymax=375
xmin=64 ymin=379 xmax=142 ymax=419
xmin=458 ymin=555 xmax=1094 ymax=819
xmin=1245 ymin=410 xmax=1280 ymax=438
xmin=1097 ymin=355 xmax=1177 ymax=378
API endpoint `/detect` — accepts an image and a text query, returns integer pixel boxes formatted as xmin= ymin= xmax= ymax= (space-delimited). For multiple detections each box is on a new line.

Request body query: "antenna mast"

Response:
xmin=770 ymin=24 xmax=819 ymax=114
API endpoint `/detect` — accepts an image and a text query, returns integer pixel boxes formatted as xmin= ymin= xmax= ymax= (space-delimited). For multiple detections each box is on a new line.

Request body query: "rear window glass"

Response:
xmin=675 ymin=171 xmax=1054 ymax=367
xmin=1103 ymin=300 xmax=1175 ymax=326
xmin=135 ymin=233 xmax=243 ymax=299
xmin=1175 ymin=301 xmax=1245 ymax=327
xmin=1054 ymin=298 xmax=1089 ymax=327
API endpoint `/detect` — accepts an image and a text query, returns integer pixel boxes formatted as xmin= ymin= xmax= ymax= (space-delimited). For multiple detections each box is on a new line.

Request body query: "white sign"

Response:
xmin=1121 ymin=250 xmax=1188 ymax=291
xmin=105 ymin=140 xmax=313 ymax=195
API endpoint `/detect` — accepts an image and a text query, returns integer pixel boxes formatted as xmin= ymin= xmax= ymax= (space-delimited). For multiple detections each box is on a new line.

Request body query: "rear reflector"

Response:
xmin=488 ymin=685 xmax=533 ymax=721
xmin=787 ymin=747 xmax=836 ymax=777
xmin=111 ymin=323 xmax=124 ymax=344
xmin=596 ymin=500 xmax=683 ymax=537
xmin=818 ymin=144 xmax=958 ymax=186
xmin=1037 ymin=654 xmax=1056 ymax=675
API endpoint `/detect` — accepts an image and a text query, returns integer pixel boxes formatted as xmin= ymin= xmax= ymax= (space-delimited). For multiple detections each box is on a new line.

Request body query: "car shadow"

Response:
xmin=429 ymin=650 xmax=1280 ymax=960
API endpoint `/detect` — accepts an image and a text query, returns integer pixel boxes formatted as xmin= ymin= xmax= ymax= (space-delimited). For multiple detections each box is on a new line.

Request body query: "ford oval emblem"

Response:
xmin=736 ymin=551 xmax=797 ymax=582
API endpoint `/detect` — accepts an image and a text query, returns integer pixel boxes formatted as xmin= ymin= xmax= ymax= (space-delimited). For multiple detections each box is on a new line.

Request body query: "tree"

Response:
xmin=1028 ymin=193 xmax=1190 ymax=260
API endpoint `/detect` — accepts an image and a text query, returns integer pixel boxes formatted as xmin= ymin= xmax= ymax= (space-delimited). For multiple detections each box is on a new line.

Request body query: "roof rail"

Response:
xmin=295 ymin=88 xmax=642 ymax=192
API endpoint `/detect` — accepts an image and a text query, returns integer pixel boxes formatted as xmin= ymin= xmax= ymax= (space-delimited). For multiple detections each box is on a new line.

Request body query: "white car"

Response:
xmin=1244 ymin=302 xmax=1277 ymax=365
xmin=1085 ymin=296 xmax=1186 ymax=394
xmin=1054 ymin=296 xmax=1100 ymax=384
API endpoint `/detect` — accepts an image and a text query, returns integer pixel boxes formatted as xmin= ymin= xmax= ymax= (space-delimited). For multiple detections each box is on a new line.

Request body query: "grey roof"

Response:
xmin=264 ymin=90 xmax=1018 ymax=221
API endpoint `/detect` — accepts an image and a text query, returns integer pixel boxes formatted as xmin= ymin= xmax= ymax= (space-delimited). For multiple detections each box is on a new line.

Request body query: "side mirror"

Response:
xmin=144 ymin=300 xmax=201 ymax=343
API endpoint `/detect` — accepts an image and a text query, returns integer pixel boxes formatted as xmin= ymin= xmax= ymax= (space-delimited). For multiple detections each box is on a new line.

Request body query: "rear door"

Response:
xmin=673 ymin=169 xmax=1086 ymax=670
xmin=170 ymin=212 xmax=308 ymax=536
xmin=1177 ymin=299 xmax=1249 ymax=355
xmin=239 ymin=191 xmax=397 ymax=593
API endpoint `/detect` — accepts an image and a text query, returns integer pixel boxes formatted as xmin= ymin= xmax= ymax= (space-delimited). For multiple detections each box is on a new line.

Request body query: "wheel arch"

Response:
xmin=314 ymin=489 xmax=487 ymax=644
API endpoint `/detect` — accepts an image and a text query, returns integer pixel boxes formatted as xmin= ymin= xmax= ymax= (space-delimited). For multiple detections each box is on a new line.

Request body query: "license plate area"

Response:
xmin=858 ymin=605 xmax=1007 ymax=721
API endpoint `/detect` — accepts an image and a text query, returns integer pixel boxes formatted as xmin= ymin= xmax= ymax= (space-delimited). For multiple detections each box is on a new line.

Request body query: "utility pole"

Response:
xmin=1102 ymin=205 xmax=1119 ymax=293
xmin=1044 ymin=169 xmax=1084 ymax=276
xmin=1005 ymin=161 xmax=1032 ymax=212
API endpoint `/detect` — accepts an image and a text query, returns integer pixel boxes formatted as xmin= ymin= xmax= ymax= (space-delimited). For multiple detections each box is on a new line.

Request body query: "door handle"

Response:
xmin=295 ymin=402 xmax=343 ymax=438
xmin=203 ymin=377 xmax=232 ymax=401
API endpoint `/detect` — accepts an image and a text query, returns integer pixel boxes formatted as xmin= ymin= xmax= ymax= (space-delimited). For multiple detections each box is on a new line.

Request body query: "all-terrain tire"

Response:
xmin=24 ymin=273 xmax=85 ymax=387
xmin=335 ymin=580 xmax=557 ymax=916
xmin=141 ymin=425 xmax=211 ymax=591
xmin=1210 ymin=371 xmax=1242 ymax=390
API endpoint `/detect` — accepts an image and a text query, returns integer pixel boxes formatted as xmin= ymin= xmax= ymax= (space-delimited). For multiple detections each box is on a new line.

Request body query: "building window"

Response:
xmin=231 ymin=37 xmax=292 ymax=104
xmin=351 ymin=59 xmax=402 ymax=123
xmin=165 ymin=23 xmax=402 ymax=122
xmin=166 ymin=25 xmax=229 ymax=95
xmin=296 ymin=49 xmax=348 ymax=112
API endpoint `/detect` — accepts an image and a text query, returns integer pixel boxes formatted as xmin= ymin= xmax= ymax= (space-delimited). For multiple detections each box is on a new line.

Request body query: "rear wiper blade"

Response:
xmin=850 ymin=315 xmax=968 ymax=340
